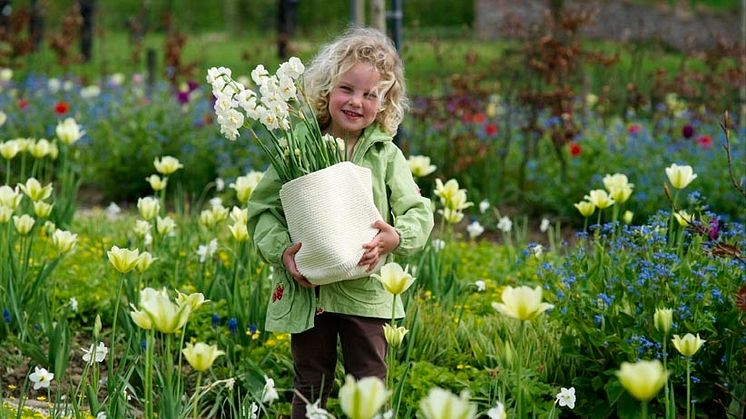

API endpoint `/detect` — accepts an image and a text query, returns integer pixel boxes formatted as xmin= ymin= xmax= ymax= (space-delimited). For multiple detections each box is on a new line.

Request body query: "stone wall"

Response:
xmin=475 ymin=0 xmax=742 ymax=50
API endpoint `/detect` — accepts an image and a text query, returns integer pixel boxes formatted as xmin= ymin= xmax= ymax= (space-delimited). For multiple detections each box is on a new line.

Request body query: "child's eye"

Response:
xmin=364 ymin=93 xmax=377 ymax=100
xmin=339 ymin=86 xmax=352 ymax=92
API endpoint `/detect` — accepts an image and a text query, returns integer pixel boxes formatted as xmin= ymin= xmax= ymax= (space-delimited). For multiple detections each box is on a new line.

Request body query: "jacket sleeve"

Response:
xmin=247 ymin=167 xmax=292 ymax=265
xmin=385 ymin=145 xmax=435 ymax=257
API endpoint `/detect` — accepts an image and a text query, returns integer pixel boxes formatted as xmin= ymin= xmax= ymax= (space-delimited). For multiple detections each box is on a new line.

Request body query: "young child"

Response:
xmin=247 ymin=27 xmax=433 ymax=418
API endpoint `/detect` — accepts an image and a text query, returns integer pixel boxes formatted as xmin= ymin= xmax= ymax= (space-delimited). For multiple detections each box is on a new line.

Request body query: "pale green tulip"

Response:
xmin=0 ymin=205 xmax=12 ymax=223
xmin=146 ymin=174 xmax=167 ymax=192
xmin=0 ymin=140 xmax=20 ymax=160
xmin=419 ymin=388 xmax=477 ymax=419
xmin=674 ymin=211 xmax=693 ymax=227
xmin=574 ymin=200 xmax=595 ymax=217
xmin=585 ymin=189 xmax=614 ymax=209
xmin=230 ymin=206 xmax=248 ymax=225
xmin=133 ymin=220 xmax=151 ymax=238
xmin=156 ymin=216 xmax=176 ymax=235
xmin=176 ymin=292 xmax=208 ymax=311
xmin=491 ymin=285 xmax=554 ymax=321
xmin=616 ymin=360 xmax=668 ymax=401
xmin=372 ymin=263 xmax=415 ymax=295
xmin=182 ymin=342 xmax=224 ymax=372
xmin=383 ymin=323 xmax=408 ymax=348
xmin=135 ymin=252 xmax=157 ymax=273
xmin=13 ymin=214 xmax=35 ymax=235
xmin=56 ymin=118 xmax=85 ymax=145
xmin=653 ymin=308 xmax=673 ymax=335
xmin=28 ymin=139 xmax=51 ymax=159
xmin=52 ymin=229 xmax=78 ymax=253
xmin=153 ymin=156 xmax=183 ymax=175
xmin=107 ymin=246 xmax=141 ymax=273
xmin=137 ymin=197 xmax=160 ymax=221
xmin=665 ymin=163 xmax=697 ymax=189
xmin=622 ymin=210 xmax=634 ymax=224
xmin=408 ymin=155 xmax=436 ymax=178
xmin=230 ymin=171 xmax=264 ymax=204
xmin=33 ymin=201 xmax=53 ymax=218
xmin=339 ymin=375 xmax=389 ymax=419
xmin=137 ymin=287 xmax=192 ymax=334
xmin=438 ymin=208 xmax=464 ymax=224
xmin=18 ymin=177 xmax=53 ymax=202
xmin=229 ymin=223 xmax=249 ymax=242
xmin=672 ymin=333 xmax=706 ymax=357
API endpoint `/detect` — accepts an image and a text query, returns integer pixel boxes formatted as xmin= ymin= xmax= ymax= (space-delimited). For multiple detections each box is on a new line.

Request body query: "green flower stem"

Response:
xmin=517 ymin=320 xmax=525 ymax=419
xmin=583 ymin=217 xmax=588 ymax=233
xmin=144 ymin=330 xmax=154 ymax=419
xmin=192 ymin=372 xmax=202 ymax=419
xmin=5 ymin=159 xmax=9 ymax=184
xmin=686 ymin=356 xmax=691 ymax=419
xmin=662 ymin=339 xmax=670 ymax=419
xmin=641 ymin=400 xmax=648 ymax=419
xmin=108 ymin=271 xmax=129 ymax=381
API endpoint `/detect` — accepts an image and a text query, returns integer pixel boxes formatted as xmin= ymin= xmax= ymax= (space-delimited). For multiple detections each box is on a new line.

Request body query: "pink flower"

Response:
xmin=696 ymin=135 xmax=712 ymax=149
xmin=627 ymin=123 xmax=641 ymax=135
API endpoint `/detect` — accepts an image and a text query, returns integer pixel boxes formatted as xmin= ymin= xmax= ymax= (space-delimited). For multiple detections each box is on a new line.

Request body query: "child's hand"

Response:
xmin=359 ymin=220 xmax=400 ymax=272
xmin=283 ymin=242 xmax=315 ymax=288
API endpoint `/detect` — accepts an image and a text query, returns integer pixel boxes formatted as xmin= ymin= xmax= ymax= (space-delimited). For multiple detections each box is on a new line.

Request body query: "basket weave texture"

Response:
xmin=279 ymin=162 xmax=384 ymax=285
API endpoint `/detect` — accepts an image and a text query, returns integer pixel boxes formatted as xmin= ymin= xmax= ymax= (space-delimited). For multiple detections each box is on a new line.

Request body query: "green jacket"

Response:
xmin=247 ymin=124 xmax=434 ymax=333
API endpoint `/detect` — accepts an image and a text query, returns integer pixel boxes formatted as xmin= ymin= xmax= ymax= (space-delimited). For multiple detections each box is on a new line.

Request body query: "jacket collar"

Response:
xmin=351 ymin=124 xmax=391 ymax=162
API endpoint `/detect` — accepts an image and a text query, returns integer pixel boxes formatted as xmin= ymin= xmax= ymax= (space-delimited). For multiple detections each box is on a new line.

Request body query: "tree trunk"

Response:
xmin=370 ymin=0 xmax=385 ymax=32
xmin=350 ymin=0 xmax=365 ymax=26
xmin=79 ymin=0 xmax=95 ymax=62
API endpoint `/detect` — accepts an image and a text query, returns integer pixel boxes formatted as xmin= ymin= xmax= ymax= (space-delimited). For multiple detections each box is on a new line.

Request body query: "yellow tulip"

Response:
xmin=622 ymin=210 xmax=634 ymax=224
xmin=153 ymin=156 xmax=183 ymax=175
xmin=56 ymin=118 xmax=85 ymax=145
xmin=491 ymin=285 xmax=554 ymax=321
xmin=616 ymin=360 xmax=668 ymax=401
xmin=0 ymin=205 xmax=12 ymax=223
xmin=665 ymin=163 xmax=697 ymax=189
xmin=182 ymin=342 xmax=224 ymax=372
xmin=372 ymin=263 xmax=415 ymax=295
xmin=135 ymin=252 xmax=156 ymax=273
xmin=672 ymin=333 xmax=705 ymax=357
xmin=130 ymin=306 xmax=153 ymax=330
xmin=176 ymin=292 xmax=208 ymax=311
xmin=230 ymin=206 xmax=248 ymax=225
xmin=653 ymin=308 xmax=673 ymax=335
xmin=574 ymin=200 xmax=595 ymax=217
xmin=229 ymin=223 xmax=249 ymax=242
xmin=382 ymin=323 xmax=408 ymax=348
xmin=230 ymin=171 xmax=264 ymax=204
xmin=339 ymin=375 xmax=389 ymax=419
xmin=107 ymin=246 xmax=141 ymax=273
xmin=13 ymin=214 xmax=35 ymax=235
xmin=608 ymin=184 xmax=633 ymax=204
xmin=156 ymin=216 xmax=176 ymax=236
xmin=438 ymin=208 xmax=464 ymax=224
xmin=0 ymin=140 xmax=20 ymax=160
xmin=585 ymin=189 xmax=614 ymax=209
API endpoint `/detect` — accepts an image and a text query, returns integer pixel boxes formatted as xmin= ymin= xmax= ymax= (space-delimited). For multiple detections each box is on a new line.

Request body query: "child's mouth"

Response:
xmin=342 ymin=110 xmax=362 ymax=119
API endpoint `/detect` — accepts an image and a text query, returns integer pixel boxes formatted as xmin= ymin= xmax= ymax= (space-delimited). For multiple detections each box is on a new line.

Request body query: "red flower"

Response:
xmin=485 ymin=123 xmax=498 ymax=137
xmin=569 ymin=142 xmax=582 ymax=156
xmin=627 ymin=123 xmax=641 ymax=135
xmin=696 ymin=135 xmax=712 ymax=149
xmin=54 ymin=101 xmax=70 ymax=115
xmin=472 ymin=112 xmax=486 ymax=124
xmin=17 ymin=98 xmax=28 ymax=109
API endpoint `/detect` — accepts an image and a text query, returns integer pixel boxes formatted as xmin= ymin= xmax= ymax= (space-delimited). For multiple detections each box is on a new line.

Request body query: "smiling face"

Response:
xmin=327 ymin=62 xmax=382 ymax=141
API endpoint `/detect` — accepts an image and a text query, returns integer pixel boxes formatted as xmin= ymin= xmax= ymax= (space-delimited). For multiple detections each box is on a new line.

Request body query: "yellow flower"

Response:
xmin=574 ymin=200 xmax=595 ymax=217
xmin=434 ymin=178 xmax=461 ymax=208
xmin=230 ymin=206 xmax=248 ymax=225
xmin=13 ymin=214 xmax=35 ymax=235
xmin=584 ymin=189 xmax=614 ymax=209
xmin=137 ymin=197 xmax=160 ymax=221
xmin=608 ymin=184 xmax=633 ymax=204
xmin=0 ymin=206 xmax=10 ymax=223
xmin=382 ymin=323 xmax=408 ymax=348
xmin=135 ymin=252 xmax=157 ymax=273
xmin=616 ymin=360 xmax=668 ymax=401
xmin=491 ymin=285 xmax=554 ymax=321
xmin=372 ymin=263 xmax=415 ymax=295
xmin=674 ymin=211 xmax=693 ymax=227
xmin=176 ymin=291 xmax=208 ymax=311
xmin=665 ymin=163 xmax=697 ymax=189
xmin=156 ymin=216 xmax=176 ymax=236
xmin=419 ymin=388 xmax=477 ymax=419
xmin=182 ymin=342 xmax=224 ymax=372
xmin=107 ymin=246 xmax=141 ymax=273
xmin=653 ymin=308 xmax=673 ymax=335
xmin=33 ymin=201 xmax=53 ymax=218
xmin=18 ymin=177 xmax=53 ymax=202
xmin=672 ymin=333 xmax=706 ymax=357
xmin=146 ymin=174 xmax=167 ymax=192
xmin=407 ymin=155 xmax=437 ymax=178
xmin=52 ymin=229 xmax=78 ymax=254
xmin=339 ymin=375 xmax=389 ymax=419
xmin=133 ymin=220 xmax=151 ymax=238
xmin=438 ymin=208 xmax=464 ymax=224
xmin=153 ymin=156 xmax=183 ymax=175
xmin=28 ymin=139 xmax=51 ymax=159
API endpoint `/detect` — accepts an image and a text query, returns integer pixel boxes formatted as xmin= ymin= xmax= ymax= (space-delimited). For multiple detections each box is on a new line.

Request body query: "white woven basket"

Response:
xmin=279 ymin=162 xmax=384 ymax=285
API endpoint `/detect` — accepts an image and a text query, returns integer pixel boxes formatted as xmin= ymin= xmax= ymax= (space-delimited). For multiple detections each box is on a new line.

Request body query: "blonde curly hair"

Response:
xmin=303 ymin=27 xmax=408 ymax=136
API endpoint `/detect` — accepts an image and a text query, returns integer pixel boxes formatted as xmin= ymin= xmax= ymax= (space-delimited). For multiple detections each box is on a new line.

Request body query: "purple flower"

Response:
xmin=177 ymin=91 xmax=190 ymax=105
xmin=2 ymin=308 xmax=10 ymax=323
xmin=682 ymin=124 xmax=695 ymax=139
xmin=228 ymin=317 xmax=238 ymax=334
xmin=211 ymin=313 xmax=220 ymax=328
xmin=708 ymin=219 xmax=720 ymax=241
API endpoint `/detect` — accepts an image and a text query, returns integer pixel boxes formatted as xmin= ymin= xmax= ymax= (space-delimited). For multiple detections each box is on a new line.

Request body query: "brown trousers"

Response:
xmin=290 ymin=312 xmax=388 ymax=419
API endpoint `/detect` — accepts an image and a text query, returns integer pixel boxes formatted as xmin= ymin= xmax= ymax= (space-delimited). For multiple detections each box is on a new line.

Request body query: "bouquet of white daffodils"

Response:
xmin=206 ymin=60 xmax=384 ymax=285
xmin=207 ymin=58 xmax=346 ymax=183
